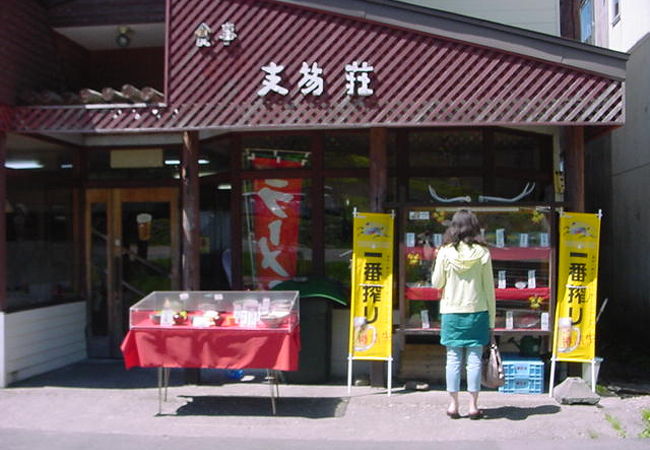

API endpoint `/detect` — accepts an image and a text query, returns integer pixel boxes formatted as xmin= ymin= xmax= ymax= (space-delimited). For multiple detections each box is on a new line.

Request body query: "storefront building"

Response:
xmin=0 ymin=0 xmax=626 ymax=386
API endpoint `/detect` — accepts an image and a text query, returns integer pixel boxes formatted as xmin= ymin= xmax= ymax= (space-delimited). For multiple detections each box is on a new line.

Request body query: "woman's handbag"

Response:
xmin=481 ymin=343 xmax=505 ymax=388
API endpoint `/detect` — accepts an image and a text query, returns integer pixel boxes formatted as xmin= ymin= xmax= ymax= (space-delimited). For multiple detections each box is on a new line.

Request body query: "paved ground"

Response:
xmin=0 ymin=359 xmax=649 ymax=449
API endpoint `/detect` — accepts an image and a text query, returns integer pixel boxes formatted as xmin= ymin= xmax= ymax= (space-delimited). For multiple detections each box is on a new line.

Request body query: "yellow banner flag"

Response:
xmin=349 ymin=212 xmax=394 ymax=360
xmin=552 ymin=212 xmax=601 ymax=362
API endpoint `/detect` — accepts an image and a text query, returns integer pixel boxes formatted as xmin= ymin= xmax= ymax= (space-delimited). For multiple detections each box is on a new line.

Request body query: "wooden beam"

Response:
xmin=369 ymin=128 xmax=387 ymax=212
xmin=369 ymin=127 xmax=388 ymax=387
xmin=181 ymin=131 xmax=200 ymax=290
xmin=564 ymin=126 xmax=585 ymax=212
xmin=311 ymin=133 xmax=324 ymax=274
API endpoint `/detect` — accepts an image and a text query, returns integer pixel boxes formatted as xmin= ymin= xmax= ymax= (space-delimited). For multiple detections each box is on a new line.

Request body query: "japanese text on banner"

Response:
xmin=349 ymin=212 xmax=394 ymax=359
xmin=553 ymin=212 xmax=601 ymax=361
xmin=251 ymin=154 xmax=303 ymax=289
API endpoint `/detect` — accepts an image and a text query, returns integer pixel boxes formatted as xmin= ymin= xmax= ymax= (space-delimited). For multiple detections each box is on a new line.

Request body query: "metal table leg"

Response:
xmin=266 ymin=369 xmax=280 ymax=415
xmin=157 ymin=367 xmax=171 ymax=415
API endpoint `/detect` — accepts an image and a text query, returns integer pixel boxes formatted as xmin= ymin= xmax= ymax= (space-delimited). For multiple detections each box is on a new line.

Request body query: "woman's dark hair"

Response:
xmin=442 ymin=209 xmax=487 ymax=248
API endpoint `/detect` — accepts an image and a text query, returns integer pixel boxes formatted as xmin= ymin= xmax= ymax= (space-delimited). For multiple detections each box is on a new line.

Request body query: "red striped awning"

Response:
xmin=7 ymin=0 xmax=625 ymax=133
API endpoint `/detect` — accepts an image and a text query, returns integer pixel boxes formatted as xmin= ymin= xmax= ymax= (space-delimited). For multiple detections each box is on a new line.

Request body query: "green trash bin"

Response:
xmin=272 ymin=277 xmax=347 ymax=384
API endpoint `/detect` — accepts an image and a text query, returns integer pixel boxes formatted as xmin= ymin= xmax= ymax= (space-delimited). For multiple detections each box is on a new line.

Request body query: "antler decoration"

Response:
xmin=428 ymin=185 xmax=471 ymax=203
xmin=478 ymin=182 xmax=536 ymax=203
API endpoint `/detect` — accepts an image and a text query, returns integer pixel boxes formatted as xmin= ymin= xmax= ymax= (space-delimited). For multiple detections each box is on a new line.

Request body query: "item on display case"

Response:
xmin=128 ymin=291 xmax=299 ymax=330
xmin=420 ymin=310 xmax=431 ymax=329
xmin=527 ymin=270 xmax=536 ymax=289
xmin=173 ymin=310 xmax=188 ymax=325
xmin=506 ymin=311 xmax=514 ymax=330
xmin=519 ymin=233 xmax=529 ymax=248
xmin=498 ymin=271 xmax=507 ymax=289
xmin=540 ymin=232 xmax=549 ymax=247
xmin=495 ymin=228 xmax=505 ymax=248
xmin=541 ymin=312 xmax=549 ymax=331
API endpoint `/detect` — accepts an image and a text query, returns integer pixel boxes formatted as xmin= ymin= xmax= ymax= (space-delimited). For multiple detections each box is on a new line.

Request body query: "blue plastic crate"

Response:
xmin=498 ymin=354 xmax=545 ymax=394
xmin=499 ymin=376 xmax=544 ymax=394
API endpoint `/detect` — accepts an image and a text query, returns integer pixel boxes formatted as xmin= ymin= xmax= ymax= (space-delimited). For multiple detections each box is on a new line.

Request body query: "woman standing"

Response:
xmin=431 ymin=210 xmax=495 ymax=419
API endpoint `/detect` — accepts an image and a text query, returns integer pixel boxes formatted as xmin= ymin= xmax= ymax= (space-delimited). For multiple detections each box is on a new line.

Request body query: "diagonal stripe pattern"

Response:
xmin=9 ymin=0 xmax=624 ymax=133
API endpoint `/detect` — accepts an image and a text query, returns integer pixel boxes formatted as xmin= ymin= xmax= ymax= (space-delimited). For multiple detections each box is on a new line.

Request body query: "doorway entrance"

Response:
xmin=85 ymin=188 xmax=180 ymax=357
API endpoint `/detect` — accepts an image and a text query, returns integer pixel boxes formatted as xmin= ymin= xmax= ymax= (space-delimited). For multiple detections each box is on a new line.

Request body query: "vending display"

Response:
xmin=400 ymin=206 xmax=554 ymax=334
xmin=129 ymin=290 xmax=299 ymax=331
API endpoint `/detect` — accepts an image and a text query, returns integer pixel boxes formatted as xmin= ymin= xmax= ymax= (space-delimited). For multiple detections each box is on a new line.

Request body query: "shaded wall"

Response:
xmin=607 ymin=34 xmax=650 ymax=344
xmin=0 ymin=1 xmax=64 ymax=104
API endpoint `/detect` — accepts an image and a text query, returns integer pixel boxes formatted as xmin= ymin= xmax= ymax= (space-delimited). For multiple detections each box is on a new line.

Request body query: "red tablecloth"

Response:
xmin=120 ymin=326 xmax=300 ymax=371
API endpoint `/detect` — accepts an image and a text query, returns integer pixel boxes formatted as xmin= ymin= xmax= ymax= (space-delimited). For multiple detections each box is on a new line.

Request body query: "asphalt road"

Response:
xmin=0 ymin=360 xmax=648 ymax=449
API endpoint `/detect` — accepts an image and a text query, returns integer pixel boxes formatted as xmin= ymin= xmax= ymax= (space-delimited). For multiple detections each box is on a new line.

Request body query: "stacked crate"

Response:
xmin=498 ymin=353 xmax=545 ymax=394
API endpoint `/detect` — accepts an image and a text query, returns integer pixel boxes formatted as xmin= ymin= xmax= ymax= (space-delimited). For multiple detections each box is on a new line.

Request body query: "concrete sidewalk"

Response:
xmin=0 ymin=359 xmax=648 ymax=449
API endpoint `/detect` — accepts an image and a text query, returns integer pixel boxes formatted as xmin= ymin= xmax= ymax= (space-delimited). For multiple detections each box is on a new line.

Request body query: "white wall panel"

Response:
xmin=2 ymin=302 xmax=87 ymax=387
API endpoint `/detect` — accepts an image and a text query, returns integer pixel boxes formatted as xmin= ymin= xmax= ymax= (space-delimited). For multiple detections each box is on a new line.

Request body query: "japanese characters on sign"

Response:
xmin=349 ymin=212 xmax=394 ymax=360
xmin=251 ymin=155 xmax=303 ymax=289
xmin=553 ymin=212 xmax=601 ymax=361
xmin=257 ymin=61 xmax=374 ymax=97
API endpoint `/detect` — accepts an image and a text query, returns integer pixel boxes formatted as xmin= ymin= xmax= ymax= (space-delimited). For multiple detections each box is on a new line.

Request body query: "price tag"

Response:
xmin=519 ymin=233 xmax=529 ymax=248
xmin=495 ymin=228 xmax=505 ymax=248
xmin=498 ymin=270 xmax=507 ymax=289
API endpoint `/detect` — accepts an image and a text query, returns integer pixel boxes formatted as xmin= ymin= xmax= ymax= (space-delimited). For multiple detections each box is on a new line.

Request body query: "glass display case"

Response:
xmin=399 ymin=206 xmax=555 ymax=335
xmin=129 ymin=290 xmax=299 ymax=331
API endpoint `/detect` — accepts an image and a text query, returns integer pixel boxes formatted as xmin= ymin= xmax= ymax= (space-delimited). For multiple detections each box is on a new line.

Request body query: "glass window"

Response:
xmin=199 ymin=183 xmax=232 ymax=290
xmin=409 ymin=130 xmax=483 ymax=168
xmin=580 ymin=0 xmax=594 ymax=44
xmin=242 ymin=135 xmax=311 ymax=170
xmin=200 ymin=137 xmax=231 ymax=177
xmin=612 ymin=0 xmax=620 ymax=23
xmin=6 ymin=183 xmax=75 ymax=310
xmin=324 ymin=133 xmax=369 ymax=168
xmin=6 ymin=147 xmax=74 ymax=172
xmin=241 ymin=178 xmax=312 ymax=289
xmin=324 ymin=178 xmax=369 ymax=287
xmin=409 ymin=177 xmax=482 ymax=202
xmin=494 ymin=132 xmax=542 ymax=170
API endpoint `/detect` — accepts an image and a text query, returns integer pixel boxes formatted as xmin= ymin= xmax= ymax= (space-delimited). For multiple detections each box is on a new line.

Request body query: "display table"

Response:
xmin=121 ymin=326 xmax=300 ymax=370
xmin=120 ymin=325 xmax=300 ymax=414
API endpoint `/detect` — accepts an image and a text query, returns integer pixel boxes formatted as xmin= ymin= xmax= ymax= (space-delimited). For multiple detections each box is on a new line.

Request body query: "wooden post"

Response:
xmin=181 ymin=131 xmax=200 ymax=290
xmin=181 ymin=130 xmax=201 ymax=384
xmin=564 ymin=126 xmax=585 ymax=212
xmin=369 ymin=127 xmax=388 ymax=387
xmin=311 ymin=133 xmax=325 ymax=274
xmin=0 ymin=132 xmax=6 ymax=312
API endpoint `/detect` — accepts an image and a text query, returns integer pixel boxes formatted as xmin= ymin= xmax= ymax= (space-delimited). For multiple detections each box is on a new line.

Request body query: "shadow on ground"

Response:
xmin=9 ymin=359 xmax=250 ymax=390
xmin=173 ymin=395 xmax=348 ymax=418
xmin=483 ymin=404 xmax=561 ymax=420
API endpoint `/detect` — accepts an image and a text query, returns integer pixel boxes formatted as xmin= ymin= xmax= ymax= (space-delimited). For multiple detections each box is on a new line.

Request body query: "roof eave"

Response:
xmin=274 ymin=0 xmax=628 ymax=80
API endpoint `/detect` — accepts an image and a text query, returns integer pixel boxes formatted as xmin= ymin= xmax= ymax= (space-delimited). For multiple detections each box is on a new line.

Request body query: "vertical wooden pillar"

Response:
xmin=369 ymin=127 xmax=388 ymax=387
xmin=564 ymin=126 xmax=585 ymax=212
xmin=181 ymin=131 xmax=201 ymax=384
xmin=181 ymin=131 xmax=200 ymax=290
xmin=0 ymin=132 xmax=6 ymax=312
xmin=369 ymin=128 xmax=387 ymax=212
xmin=311 ymin=133 xmax=325 ymax=274
xmin=230 ymin=135 xmax=243 ymax=289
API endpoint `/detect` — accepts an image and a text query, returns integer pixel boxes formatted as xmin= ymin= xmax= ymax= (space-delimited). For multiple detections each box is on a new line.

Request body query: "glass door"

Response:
xmin=85 ymin=188 xmax=180 ymax=357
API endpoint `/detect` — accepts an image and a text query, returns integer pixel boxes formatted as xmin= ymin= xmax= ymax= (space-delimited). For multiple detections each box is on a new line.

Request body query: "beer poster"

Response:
xmin=552 ymin=211 xmax=601 ymax=362
xmin=348 ymin=212 xmax=394 ymax=360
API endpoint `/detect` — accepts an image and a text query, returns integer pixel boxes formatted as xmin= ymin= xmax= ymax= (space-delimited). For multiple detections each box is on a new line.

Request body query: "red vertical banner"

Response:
xmin=251 ymin=156 xmax=303 ymax=289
